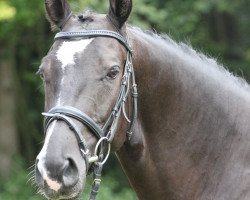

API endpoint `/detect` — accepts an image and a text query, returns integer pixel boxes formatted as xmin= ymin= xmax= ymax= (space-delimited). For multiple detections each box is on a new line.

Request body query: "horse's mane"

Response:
xmin=129 ymin=26 xmax=250 ymax=94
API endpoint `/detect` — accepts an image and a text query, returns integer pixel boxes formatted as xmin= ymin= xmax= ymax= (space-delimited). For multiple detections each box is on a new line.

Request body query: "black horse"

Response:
xmin=35 ymin=0 xmax=250 ymax=199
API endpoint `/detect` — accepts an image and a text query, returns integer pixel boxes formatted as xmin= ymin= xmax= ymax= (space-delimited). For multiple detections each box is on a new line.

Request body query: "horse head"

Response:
xmin=35 ymin=0 xmax=135 ymax=199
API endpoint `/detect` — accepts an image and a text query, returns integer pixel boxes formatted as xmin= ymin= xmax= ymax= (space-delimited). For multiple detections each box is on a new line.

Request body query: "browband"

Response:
xmin=55 ymin=30 xmax=132 ymax=53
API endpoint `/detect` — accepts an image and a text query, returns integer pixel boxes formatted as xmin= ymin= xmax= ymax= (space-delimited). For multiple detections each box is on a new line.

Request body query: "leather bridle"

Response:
xmin=42 ymin=30 xmax=137 ymax=200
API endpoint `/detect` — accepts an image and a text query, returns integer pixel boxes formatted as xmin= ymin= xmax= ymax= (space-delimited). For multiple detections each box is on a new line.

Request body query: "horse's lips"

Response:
xmin=41 ymin=175 xmax=85 ymax=200
xmin=43 ymin=187 xmax=82 ymax=200
xmin=44 ymin=174 xmax=62 ymax=192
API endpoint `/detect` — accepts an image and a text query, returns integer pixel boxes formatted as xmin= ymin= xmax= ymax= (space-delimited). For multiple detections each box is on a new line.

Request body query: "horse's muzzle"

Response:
xmin=35 ymin=156 xmax=83 ymax=199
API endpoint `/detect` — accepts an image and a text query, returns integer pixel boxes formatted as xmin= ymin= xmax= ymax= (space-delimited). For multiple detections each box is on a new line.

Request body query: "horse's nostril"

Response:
xmin=62 ymin=158 xmax=79 ymax=188
xmin=35 ymin=155 xmax=79 ymax=191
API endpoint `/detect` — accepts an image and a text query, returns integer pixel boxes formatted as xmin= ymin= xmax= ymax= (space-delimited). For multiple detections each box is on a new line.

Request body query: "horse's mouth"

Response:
xmin=37 ymin=180 xmax=83 ymax=200
xmin=41 ymin=188 xmax=82 ymax=200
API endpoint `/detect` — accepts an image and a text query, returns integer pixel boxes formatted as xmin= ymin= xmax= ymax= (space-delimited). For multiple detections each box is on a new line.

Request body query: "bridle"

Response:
xmin=42 ymin=30 xmax=137 ymax=200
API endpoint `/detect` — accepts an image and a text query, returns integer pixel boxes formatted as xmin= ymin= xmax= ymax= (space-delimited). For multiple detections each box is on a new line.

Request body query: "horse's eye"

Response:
xmin=107 ymin=66 xmax=120 ymax=79
xmin=40 ymin=73 xmax=44 ymax=80
xmin=36 ymin=69 xmax=44 ymax=80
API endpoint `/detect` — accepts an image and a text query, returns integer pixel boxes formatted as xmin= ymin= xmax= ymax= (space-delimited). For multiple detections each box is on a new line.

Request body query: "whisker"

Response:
xmin=27 ymin=164 xmax=35 ymax=171
xmin=36 ymin=83 xmax=44 ymax=92
xmin=30 ymin=181 xmax=36 ymax=187
xmin=27 ymin=169 xmax=35 ymax=177
xmin=37 ymin=188 xmax=46 ymax=198
xmin=27 ymin=175 xmax=35 ymax=185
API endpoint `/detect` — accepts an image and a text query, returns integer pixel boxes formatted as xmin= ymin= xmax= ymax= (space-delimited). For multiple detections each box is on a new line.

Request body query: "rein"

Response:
xmin=42 ymin=30 xmax=137 ymax=200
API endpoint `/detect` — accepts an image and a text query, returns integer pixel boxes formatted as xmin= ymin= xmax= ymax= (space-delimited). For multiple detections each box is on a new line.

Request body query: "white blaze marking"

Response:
xmin=37 ymin=39 xmax=94 ymax=189
xmin=56 ymin=39 xmax=94 ymax=70
xmin=37 ymin=121 xmax=57 ymax=168
xmin=56 ymin=39 xmax=94 ymax=106
xmin=37 ymin=122 xmax=58 ymax=187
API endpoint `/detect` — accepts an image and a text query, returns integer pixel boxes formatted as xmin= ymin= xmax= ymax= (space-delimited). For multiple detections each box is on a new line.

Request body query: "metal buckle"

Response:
xmin=93 ymin=137 xmax=111 ymax=165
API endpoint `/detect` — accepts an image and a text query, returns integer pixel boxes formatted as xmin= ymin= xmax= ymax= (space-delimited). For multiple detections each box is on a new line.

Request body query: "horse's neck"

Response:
xmin=117 ymin=28 xmax=250 ymax=200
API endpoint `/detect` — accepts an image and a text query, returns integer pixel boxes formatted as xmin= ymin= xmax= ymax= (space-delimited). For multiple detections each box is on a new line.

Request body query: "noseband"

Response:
xmin=42 ymin=30 xmax=137 ymax=200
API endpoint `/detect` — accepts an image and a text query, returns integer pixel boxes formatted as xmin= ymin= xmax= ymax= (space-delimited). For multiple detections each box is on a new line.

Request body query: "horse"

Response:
xmin=35 ymin=0 xmax=250 ymax=199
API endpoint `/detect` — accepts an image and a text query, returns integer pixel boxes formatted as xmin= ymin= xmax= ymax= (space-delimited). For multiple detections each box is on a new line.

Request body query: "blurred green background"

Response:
xmin=0 ymin=0 xmax=250 ymax=199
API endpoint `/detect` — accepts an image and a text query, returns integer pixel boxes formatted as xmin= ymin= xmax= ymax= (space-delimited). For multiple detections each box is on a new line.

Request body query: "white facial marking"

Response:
xmin=37 ymin=39 xmax=94 ymax=186
xmin=37 ymin=121 xmax=57 ymax=181
xmin=56 ymin=39 xmax=94 ymax=70
xmin=56 ymin=39 xmax=94 ymax=106
xmin=44 ymin=174 xmax=62 ymax=192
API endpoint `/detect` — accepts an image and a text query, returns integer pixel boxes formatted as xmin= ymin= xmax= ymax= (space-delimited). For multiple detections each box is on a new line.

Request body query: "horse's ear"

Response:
xmin=108 ymin=0 xmax=132 ymax=29
xmin=44 ymin=0 xmax=72 ymax=30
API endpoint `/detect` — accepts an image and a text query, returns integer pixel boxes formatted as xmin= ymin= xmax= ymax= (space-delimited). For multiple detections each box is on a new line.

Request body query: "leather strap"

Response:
xmin=55 ymin=30 xmax=132 ymax=53
xmin=42 ymin=112 xmax=92 ymax=170
xmin=44 ymin=106 xmax=104 ymax=139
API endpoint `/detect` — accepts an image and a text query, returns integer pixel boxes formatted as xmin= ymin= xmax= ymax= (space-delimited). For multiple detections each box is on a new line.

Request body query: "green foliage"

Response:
xmin=0 ymin=157 xmax=43 ymax=200
xmin=0 ymin=1 xmax=16 ymax=21
xmin=70 ymin=0 xmax=108 ymax=13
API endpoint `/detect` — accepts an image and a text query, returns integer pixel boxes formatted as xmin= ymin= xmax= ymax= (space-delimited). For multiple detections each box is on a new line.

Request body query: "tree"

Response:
xmin=0 ymin=0 xmax=49 ymax=178
xmin=0 ymin=46 xmax=18 ymax=179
